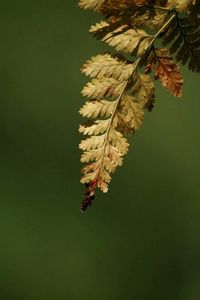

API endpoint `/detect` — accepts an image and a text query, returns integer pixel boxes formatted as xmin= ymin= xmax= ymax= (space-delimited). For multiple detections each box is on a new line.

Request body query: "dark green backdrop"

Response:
xmin=0 ymin=1 xmax=200 ymax=300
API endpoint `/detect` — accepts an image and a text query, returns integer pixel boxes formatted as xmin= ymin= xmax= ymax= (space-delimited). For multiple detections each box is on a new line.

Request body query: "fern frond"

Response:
xmin=155 ymin=49 xmax=183 ymax=97
xmin=100 ymin=1 xmax=169 ymax=28
xmin=89 ymin=21 xmax=109 ymax=34
xmin=80 ymin=100 xmax=116 ymax=118
xmin=79 ymin=0 xmax=200 ymax=211
xmin=79 ymin=0 xmax=105 ymax=10
xmin=82 ymin=54 xmax=135 ymax=81
xmin=79 ymin=54 xmax=154 ymax=211
xmin=146 ymin=48 xmax=183 ymax=96
xmin=79 ymin=78 xmax=131 ymax=211
xmin=102 ymin=26 xmax=154 ymax=56
xmin=120 ymin=94 xmax=144 ymax=130
xmin=132 ymin=72 xmax=155 ymax=111
xmin=162 ymin=10 xmax=200 ymax=72
xmin=82 ymin=77 xmax=126 ymax=99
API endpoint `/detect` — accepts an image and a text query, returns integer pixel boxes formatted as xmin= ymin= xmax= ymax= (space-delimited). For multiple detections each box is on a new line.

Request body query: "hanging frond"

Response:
xmin=79 ymin=54 xmax=155 ymax=211
xmin=78 ymin=0 xmax=200 ymax=211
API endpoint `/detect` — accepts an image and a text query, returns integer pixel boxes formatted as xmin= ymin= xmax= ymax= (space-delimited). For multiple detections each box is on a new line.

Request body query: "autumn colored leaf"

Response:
xmin=79 ymin=0 xmax=199 ymax=211
xmin=147 ymin=48 xmax=183 ymax=97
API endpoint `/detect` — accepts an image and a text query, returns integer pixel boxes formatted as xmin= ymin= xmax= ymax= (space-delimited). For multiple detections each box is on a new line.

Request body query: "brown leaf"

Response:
xmin=153 ymin=49 xmax=183 ymax=97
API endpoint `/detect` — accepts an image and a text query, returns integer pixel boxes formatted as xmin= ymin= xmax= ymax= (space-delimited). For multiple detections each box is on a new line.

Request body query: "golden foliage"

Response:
xmin=79 ymin=0 xmax=105 ymax=10
xmin=102 ymin=26 xmax=153 ymax=56
xmin=146 ymin=48 xmax=183 ymax=97
xmin=154 ymin=49 xmax=183 ymax=97
xmin=78 ymin=0 xmax=199 ymax=211
xmin=82 ymin=54 xmax=135 ymax=81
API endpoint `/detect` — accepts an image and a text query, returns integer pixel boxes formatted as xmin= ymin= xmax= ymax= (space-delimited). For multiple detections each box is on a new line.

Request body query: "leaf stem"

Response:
xmin=153 ymin=13 xmax=177 ymax=40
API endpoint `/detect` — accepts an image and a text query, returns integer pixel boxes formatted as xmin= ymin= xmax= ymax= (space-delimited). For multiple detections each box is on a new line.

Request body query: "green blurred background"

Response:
xmin=0 ymin=1 xmax=200 ymax=299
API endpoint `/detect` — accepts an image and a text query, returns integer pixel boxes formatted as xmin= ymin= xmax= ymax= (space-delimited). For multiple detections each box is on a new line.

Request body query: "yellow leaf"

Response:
xmin=82 ymin=54 xmax=134 ymax=81
xmin=79 ymin=100 xmax=116 ymax=118
xmin=79 ymin=0 xmax=105 ymax=10
xmin=82 ymin=77 xmax=125 ymax=99
xmin=102 ymin=26 xmax=153 ymax=56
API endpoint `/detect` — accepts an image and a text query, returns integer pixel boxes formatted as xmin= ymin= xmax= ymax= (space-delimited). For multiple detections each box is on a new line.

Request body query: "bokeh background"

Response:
xmin=0 ymin=1 xmax=200 ymax=300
